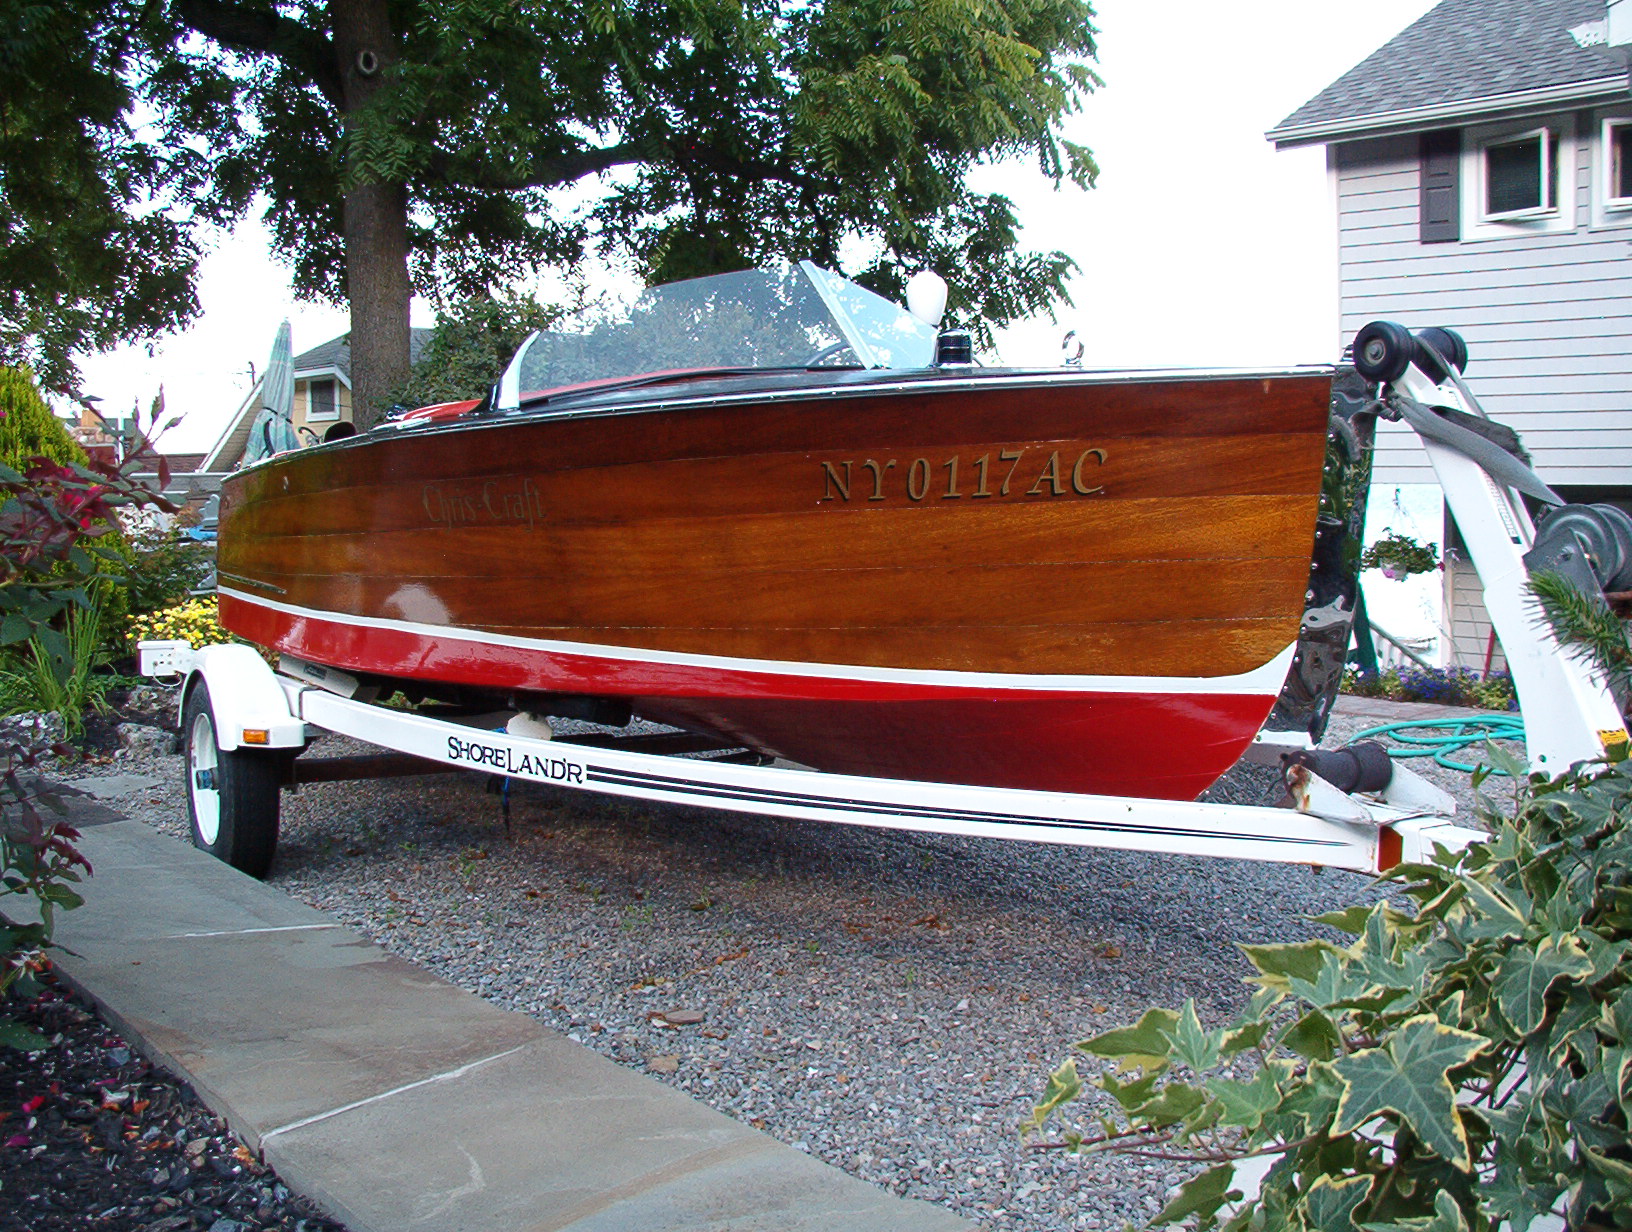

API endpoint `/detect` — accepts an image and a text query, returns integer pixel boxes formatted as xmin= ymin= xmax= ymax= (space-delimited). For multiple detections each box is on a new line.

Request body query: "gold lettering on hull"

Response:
xmin=423 ymin=478 xmax=546 ymax=529
xmin=817 ymin=447 xmax=1109 ymax=504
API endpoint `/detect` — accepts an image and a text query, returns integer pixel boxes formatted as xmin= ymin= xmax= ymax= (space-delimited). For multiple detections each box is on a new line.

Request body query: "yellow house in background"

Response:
xmin=200 ymin=328 xmax=431 ymax=472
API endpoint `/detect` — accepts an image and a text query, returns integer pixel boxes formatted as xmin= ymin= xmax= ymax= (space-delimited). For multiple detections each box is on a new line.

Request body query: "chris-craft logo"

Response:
xmin=423 ymin=478 xmax=544 ymax=529
xmin=817 ymin=447 xmax=1107 ymax=503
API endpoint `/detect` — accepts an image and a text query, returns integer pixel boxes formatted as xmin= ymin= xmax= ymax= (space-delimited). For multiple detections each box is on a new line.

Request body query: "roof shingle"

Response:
xmin=1270 ymin=0 xmax=1625 ymax=143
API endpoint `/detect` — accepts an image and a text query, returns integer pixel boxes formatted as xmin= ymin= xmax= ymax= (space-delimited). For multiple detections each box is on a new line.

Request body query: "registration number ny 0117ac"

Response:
xmin=818 ymin=447 xmax=1107 ymax=504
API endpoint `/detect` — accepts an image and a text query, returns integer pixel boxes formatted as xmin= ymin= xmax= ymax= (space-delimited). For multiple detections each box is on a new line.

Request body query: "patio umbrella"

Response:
xmin=244 ymin=320 xmax=300 ymax=462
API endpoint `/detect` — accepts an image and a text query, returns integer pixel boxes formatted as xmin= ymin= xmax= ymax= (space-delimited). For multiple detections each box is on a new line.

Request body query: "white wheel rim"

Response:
xmin=189 ymin=710 xmax=222 ymax=846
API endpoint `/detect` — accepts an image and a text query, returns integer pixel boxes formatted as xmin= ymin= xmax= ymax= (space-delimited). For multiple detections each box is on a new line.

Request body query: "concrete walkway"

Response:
xmin=47 ymin=793 xmax=973 ymax=1232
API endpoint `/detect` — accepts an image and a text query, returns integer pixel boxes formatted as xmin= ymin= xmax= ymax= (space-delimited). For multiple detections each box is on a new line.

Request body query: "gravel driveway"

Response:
xmin=86 ymin=699 xmax=1508 ymax=1232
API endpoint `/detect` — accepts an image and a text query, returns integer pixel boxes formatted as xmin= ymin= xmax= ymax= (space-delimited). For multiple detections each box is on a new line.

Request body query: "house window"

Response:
xmin=1481 ymin=128 xmax=1557 ymax=219
xmin=1604 ymin=118 xmax=1632 ymax=210
xmin=307 ymin=379 xmax=338 ymax=421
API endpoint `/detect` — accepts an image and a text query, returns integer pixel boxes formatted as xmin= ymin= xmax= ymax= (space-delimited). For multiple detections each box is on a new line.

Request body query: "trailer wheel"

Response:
xmin=182 ymin=681 xmax=284 ymax=878
xmin=1352 ymin=321 xmax=1414 ymax=384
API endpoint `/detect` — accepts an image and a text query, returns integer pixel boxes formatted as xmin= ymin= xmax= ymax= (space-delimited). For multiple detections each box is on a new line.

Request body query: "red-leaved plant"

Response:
xmin=0 ymin=380 xmax=175 ymax=1048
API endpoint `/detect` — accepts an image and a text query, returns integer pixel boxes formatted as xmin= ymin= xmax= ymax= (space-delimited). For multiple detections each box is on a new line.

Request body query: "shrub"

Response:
xmin=1026 ymin=747 xmax=1632 ymax=1231
xmin=0 ymin=367 xmax=131 ymax=629
xmin=1342 ymin=665 xmax=1517 ymax=711
xmin=1 ymin=366 xmax=170 ymax=1049
xmin=121 ymin=518 xmax=212 ymax=616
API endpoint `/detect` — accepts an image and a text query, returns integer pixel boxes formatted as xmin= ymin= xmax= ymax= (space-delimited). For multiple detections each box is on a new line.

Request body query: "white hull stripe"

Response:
xmin=222 ymin=587 xmax=1296 ymax=697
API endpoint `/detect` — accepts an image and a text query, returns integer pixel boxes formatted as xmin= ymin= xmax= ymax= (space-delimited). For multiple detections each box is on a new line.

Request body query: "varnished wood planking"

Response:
xmin=226 ymin=492 xmax=1318 ymax=576
xmin=224 ymin=433 xmax=1324 ymax=545
xmin=224 ymin=558 xmax=1300 ymax=631
xmin=226 ymin=372 xmax=1334 ymax=506
xmin=221 ymin=370 xmax=1331 ymax=680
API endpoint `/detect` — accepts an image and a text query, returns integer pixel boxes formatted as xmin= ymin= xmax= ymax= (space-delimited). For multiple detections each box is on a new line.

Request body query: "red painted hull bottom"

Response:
xmin=223 ymin=596 xmax=1276 ymax=801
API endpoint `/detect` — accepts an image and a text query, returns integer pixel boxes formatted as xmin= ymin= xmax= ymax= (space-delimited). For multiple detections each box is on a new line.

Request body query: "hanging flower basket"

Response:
xmin=1361 ymin=531 xmax=1440 ymax=580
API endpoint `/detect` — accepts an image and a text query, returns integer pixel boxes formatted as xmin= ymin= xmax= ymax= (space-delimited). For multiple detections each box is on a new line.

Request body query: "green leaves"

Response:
xmin=1331 ymin=1016 xmax=1487 ymax=1169
xmin=1030 ymin=756 xmax=1632 ymax=1231
xmin=1021 ymin=1057 xmax=1082 ymax=1137
xmin=1149 ymin=1164 xmax=1237 ymax=1229
xmin=1492 ymin=934 xmax=1593 ymax=1035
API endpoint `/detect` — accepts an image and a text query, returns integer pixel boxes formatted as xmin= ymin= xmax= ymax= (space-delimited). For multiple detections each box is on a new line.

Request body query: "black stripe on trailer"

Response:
xmin=584 ymin=765 xmax=1354 ymax=851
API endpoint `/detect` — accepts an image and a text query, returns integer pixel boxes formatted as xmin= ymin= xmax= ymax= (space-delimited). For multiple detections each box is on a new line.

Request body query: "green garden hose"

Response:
xmin=1345 ymin=716 xmax=1527 ymax=775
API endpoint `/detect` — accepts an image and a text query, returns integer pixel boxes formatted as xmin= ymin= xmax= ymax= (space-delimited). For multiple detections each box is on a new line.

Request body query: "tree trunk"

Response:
xmin=332 ymin=0 xmax=410 ymax=429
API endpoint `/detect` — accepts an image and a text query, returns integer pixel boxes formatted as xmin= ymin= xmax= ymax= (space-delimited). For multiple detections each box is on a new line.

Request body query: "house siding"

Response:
xmin=290 ymin=374 xmax=354 ymax=438
xmin=1442 ymin=553 xmax=1508 ymax=673
xmin=1334 ymin=120 xmax=1632 ymax=488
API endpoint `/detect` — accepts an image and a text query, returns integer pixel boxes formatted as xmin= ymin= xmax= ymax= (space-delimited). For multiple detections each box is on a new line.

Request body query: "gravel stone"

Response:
xmin=116 ymin=722 xmax=176 ymax=758
xmin=72 ymin=701 xmax=1508 ymax=1232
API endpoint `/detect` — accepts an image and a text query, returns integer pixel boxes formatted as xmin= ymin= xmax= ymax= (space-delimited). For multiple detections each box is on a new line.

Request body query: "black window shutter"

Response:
xmin=1420 ymin=129 xmax=1460 ymax=243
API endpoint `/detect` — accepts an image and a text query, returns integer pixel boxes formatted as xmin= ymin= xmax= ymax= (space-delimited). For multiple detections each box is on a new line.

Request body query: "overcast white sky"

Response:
xmin=77 ymin=0 xmax=1439 ymax=453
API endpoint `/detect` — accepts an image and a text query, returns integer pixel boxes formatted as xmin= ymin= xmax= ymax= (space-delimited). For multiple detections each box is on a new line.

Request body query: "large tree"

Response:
xmin=1 ymin=0 xmax=1098 ymax=422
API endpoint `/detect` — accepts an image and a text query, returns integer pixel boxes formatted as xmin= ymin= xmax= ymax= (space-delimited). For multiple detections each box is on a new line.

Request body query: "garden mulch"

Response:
xmin=0 ymin=977 xmax=346 ymax=1232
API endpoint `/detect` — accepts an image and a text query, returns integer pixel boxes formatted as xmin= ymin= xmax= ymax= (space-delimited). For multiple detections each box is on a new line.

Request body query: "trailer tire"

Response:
xmin=183 ymin=681 xmax=284 ymax=878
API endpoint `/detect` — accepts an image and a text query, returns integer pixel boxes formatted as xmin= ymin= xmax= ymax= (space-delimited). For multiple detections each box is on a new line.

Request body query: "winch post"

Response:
xmin=1392 ymin=364 xmax=1628 ymax=774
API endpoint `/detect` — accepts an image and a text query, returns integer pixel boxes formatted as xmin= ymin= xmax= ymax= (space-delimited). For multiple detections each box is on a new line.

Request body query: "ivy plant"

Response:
xmin=1025 ymin=745 xmax=1632 ymax=1231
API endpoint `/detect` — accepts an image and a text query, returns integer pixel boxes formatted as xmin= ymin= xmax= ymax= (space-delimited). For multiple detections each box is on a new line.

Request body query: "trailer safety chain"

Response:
xmin=1345 ymin=717 xmax=1526 ymax=775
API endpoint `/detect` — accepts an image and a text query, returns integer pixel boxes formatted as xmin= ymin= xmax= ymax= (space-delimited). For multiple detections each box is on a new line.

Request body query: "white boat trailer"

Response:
xmin=140 ymin=326 xmax=1628 ymax=879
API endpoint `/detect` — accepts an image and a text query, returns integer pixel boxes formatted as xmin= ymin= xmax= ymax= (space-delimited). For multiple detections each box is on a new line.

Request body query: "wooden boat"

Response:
xmin=216 ymin=264 xmax=1352 ymax=801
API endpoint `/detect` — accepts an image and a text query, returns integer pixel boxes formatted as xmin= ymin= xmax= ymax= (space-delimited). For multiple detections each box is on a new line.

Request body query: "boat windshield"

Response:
xmin=496 ymin=262 xmax=937 ymax=410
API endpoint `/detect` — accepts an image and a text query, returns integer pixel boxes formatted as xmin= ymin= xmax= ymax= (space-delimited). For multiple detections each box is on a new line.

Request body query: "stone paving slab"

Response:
xmin=268 ymin=1035 xmax=961 ymax=1232
xmin=1330 ymin=694 xmax=1515 ymax=723
xmin=46 ymin=810 xmax=974 ymax=1232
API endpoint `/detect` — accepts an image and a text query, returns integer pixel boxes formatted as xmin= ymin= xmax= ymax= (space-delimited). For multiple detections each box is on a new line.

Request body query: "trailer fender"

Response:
xmin=180 ymin=645 xmax=305 ymax=752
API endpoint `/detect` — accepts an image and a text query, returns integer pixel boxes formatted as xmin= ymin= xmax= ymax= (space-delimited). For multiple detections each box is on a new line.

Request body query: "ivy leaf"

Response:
xmin=1357 ymin=908 xmax=1429 ymax=992
xmin=1454 ymin=878 xmax=1530 ymax=941
xmin=1022 ymin=1058 xmax=1081 ymax=1136
xmin=1288 ymin=949 xmax=1378 ymax=1011
xmin=1204 ymin=1065 xmax=1282 ymax=1131
xmin=1077 ymin=1007 xmax=1179 ymax=1072
xmin=1150 ymin=1163 xmax=1238 ymax=1230
xmin=1311 ymin=905 xmax=1373 ymax=935
xmin=1240 ymin=940 xmax=1346 ymax=995
xmin=1332 ymin=1016 xmax=1487 ymax=1170
xmin=1162 ymin=999 xmax=1222 ymax=1074
xmin=1493 ymin=935 xmax=1593 ymax=1035
xmin=1125 ymin=1082 xmax=1207 ymax=1129
xmin=1100 ymin=1066 xmax=1164 ymax=1113
xmin=1484 ymin=1102 xmax=1572 ymax=1231
xmin=1220 ymin=1018 xmax=1273 ymax=1058
xmin=1582 ymin=1145 xmax=1632 ymax=1205
xmin=1477 ymin=740 xmax=1530 ymax=783
xmin=1283 ymin=1010 xmax=1344 ymax=1062
xmin=1361 ymin=1188 xmax=1470 ymax=1232
xmin=1303 ymin=1173 xmax=1370 ymax=1232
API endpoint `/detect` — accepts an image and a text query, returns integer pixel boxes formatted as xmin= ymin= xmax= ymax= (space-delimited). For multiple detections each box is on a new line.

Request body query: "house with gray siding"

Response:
xmin=1269 ymin=0 xmax=1632 ymax=669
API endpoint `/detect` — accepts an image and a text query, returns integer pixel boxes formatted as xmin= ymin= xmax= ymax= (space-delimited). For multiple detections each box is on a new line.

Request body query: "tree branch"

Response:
xmin=432 ymin=142 xmax=655 ymax=192
xmin=173 ymin=0 xmax=343 ymax=106
xmin=434 ymin=139 xmax=819 ymax=196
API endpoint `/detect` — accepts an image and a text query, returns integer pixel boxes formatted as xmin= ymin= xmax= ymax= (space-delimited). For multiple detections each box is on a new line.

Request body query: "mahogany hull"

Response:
xmin=217 ymin=368 xmax=1334 ymax=798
